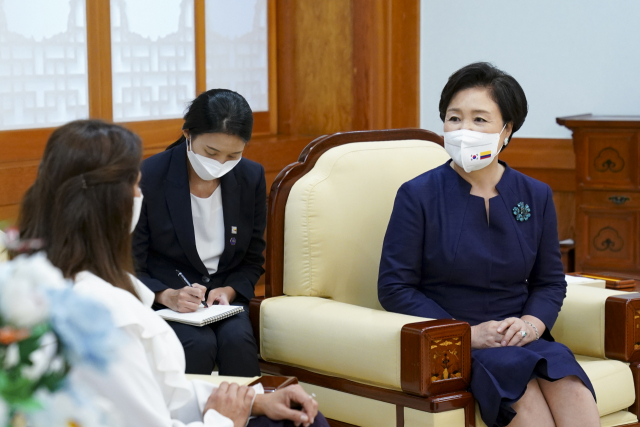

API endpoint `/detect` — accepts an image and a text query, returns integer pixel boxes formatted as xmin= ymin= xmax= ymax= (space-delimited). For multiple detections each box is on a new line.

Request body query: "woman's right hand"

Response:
xmin=471 ymin=321 xmax=504 ymax=349
xmin=155 ymin=284 xmax=206 ymax=312
xmin=204 ymin=382 xmax=255 ymax=427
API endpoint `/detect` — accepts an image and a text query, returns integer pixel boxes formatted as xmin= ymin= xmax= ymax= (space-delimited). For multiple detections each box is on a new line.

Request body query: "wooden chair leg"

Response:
xmin=465 ymin=396 xmax=476 ymax=427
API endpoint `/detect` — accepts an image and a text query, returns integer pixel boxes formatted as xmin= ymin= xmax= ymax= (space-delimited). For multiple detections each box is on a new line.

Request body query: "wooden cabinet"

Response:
xmin=557 ymin=115 xmax=640 ymax=275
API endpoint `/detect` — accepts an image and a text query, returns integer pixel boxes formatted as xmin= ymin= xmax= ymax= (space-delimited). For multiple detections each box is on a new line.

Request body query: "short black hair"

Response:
xmin=167 ymin=88 xmax=253 ymax=149
xmin=439 ymin=62 xmax=528 ymax=142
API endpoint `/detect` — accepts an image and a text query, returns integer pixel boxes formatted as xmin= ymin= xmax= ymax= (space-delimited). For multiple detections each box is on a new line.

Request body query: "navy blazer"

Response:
xmin=378 ymin=160 xmax=566 ymax=331
xmin=132 ymin=141 xmax=267 ymax=305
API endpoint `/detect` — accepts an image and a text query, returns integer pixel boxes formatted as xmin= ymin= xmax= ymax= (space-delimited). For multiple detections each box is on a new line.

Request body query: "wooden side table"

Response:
xmin=557 ymin=115 xmax=640 ymax=275
xmin=559 ymin=242 xmax=575 ymax=273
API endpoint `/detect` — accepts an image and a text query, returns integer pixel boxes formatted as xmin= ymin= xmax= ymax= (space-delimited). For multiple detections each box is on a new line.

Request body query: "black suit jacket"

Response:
xmin=132 ymin=141 xmax=267 ymax=305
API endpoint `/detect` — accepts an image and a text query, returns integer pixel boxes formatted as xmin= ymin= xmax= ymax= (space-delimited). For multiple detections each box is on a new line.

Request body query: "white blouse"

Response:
xmin=191 ymin=186 xmax=225 ymax=275
xmin=72 ymin=271 xmax=247 ymax=427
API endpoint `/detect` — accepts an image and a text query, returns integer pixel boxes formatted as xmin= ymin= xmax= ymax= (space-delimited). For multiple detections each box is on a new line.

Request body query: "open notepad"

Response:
xmin=157 ymin=305 xmax=244 ymax=326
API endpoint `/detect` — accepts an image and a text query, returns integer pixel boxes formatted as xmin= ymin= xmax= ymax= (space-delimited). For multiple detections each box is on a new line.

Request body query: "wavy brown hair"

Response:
xmin=18 ymin=120 xmax=142 ymax=298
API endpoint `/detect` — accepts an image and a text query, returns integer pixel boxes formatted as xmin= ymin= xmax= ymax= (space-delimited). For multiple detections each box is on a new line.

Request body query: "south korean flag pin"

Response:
xmin=231 ymin=226 xmax=238 ymax=235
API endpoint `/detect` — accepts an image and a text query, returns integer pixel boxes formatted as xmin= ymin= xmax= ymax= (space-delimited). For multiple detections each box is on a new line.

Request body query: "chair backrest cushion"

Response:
xmin=283 ymin=139 xmax=450 ymax=309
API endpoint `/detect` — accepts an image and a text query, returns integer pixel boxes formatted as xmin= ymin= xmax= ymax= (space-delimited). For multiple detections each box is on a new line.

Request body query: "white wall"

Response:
xmin=420 ymin=1 xmax=640 ymax=138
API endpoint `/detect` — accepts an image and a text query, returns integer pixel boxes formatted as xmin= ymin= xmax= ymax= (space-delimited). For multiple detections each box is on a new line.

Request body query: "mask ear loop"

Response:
xmin=497 ymin=123 xmax=509 ymax=154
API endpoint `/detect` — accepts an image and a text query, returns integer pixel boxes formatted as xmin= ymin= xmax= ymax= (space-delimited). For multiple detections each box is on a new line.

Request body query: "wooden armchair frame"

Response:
xmin=249 ymin=129 xmax=640 ymax=427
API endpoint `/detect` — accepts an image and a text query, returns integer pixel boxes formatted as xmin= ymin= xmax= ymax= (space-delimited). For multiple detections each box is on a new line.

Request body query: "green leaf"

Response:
xmin=17 ymin=336 xmax=40 ymax=366
xmin=36 ymin=372 xmax=66 ymax=393
xmin=0 ymin=375 xmax=36 ymax=405
xmin=15 ymin=397 xmax=43 ymax=412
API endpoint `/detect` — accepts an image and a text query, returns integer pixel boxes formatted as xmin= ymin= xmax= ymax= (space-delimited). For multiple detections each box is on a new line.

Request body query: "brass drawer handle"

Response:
xmin=608 ymin=196 xmax=630 ymax=205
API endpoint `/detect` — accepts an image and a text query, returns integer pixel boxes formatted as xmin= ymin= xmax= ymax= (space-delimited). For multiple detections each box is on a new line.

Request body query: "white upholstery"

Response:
xmin=283 ymin=140 xmax=450 ymax=309
xmin=576 ymin=355 xmax=636 ymax=417
xmin=260 ymin=296 xmax=426 ymax=390
xmin=300 ymin=382 xmax=397 ymax=427
xmin=405 ymin=407 xmax=465 ymax=427
xmin=552 ymin=285 xmax=627 ymax=358
xmin=600 ymin=411 xmax=639 ymax=427
xmin=300 ymin=382 xmax=467 ymax=427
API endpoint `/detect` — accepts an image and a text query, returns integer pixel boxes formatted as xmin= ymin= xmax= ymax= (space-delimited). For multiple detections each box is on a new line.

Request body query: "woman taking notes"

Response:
xmin=133 ymin=89 xmax=265 ymax=376
xmin=378 ymin=63 xmax=599 ymax=427
xmin=18 ymin=120 xmax=326 ymax=427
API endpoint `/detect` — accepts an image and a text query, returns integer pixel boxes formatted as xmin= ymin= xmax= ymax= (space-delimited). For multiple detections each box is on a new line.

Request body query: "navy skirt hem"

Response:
xmin=471 ymin=340 xmax=595 ymax=427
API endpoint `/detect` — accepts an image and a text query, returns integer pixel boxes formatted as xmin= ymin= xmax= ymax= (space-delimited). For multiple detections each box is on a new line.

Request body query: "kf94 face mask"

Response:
xmin=186 ymin=138 xmax=241 ymax=181
xmin=444 ymin=124 xmax=508 ymax=173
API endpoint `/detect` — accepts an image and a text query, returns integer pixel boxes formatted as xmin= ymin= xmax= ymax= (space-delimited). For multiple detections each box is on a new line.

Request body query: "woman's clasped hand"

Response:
xmin=471 ymin=317 xmax=541 ymax=349
xmin=204 ymin=383 xmax=318 ymax=427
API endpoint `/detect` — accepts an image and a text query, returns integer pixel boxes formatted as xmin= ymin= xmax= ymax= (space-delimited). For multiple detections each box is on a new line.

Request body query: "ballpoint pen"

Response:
xmin=176 ymin=270 xmax=208 ymax=308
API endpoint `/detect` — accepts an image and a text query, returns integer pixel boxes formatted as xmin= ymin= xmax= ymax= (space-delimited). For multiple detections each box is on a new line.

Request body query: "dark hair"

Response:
xmin=167 ymin=89 xmax=253 ymax=149
xmin=439 ymin=62 xmax=528 ymax=144
xmin=18 ymin=120 xmax=142 ymax=298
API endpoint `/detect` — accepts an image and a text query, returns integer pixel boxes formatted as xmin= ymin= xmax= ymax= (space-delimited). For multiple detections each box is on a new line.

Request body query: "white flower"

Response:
xmin=0 ymin=399 xmax=8 ymax=427
xmin=29 ymin=385 xmax=122 ymax=427
xmin=0 ymin=274 xmax=50 ymax=328
xmin=49 ymin=355 xmax=66 ymax=374
xmin=22 ymin=332 xmax=58 ymax=381
xmin=4 ymin=343 xmax=19 ymax=369
xmin=0 ymin=254 xmax=70 ymax=328
xmin=10 ymin=253 xmax=68 ymax=291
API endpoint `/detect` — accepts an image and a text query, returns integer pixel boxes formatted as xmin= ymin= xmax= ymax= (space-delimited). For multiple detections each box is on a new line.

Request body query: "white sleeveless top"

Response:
xmin=190 ymin=186 xmax=225 ymax=274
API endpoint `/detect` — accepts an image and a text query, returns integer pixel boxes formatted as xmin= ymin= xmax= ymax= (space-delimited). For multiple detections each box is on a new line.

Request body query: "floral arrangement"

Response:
xmin=0 ymin=242 xmax=121 ymax=427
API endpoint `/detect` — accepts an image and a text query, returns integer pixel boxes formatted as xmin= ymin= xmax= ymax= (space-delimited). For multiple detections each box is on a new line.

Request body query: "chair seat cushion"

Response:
xmin=475 ymin=408 xmax=637 ymax=427
xmin=576 ymin=355 xmax=635 ymax=417
xmin=472 ymin=356 xmax=635 ymax=427
xmin=259 ymin=295 xmax=426 ymax=390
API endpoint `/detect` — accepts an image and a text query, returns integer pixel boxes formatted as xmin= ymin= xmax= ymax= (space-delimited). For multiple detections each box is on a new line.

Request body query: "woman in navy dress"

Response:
xmin=378 ymin=63 xmax=599 ymax=427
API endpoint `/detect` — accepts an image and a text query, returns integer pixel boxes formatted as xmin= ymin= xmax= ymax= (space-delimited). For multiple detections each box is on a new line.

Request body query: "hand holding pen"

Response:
xmin=176 ymin=270 xmax=208 ymax=308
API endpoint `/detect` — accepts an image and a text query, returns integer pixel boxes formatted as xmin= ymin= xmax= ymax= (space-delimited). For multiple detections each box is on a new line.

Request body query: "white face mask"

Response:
xmin=131 ymin=193 xmax=143 ymax=233
xmin=186 ymin=138 xmax=241 ymax=181
xmin=444 ymin=124 xmax=508 ymax=173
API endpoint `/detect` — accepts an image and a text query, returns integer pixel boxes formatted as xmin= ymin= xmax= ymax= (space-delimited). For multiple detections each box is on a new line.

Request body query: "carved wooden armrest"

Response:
xmin=606 ymin=293 xmax=640 ymax=417
xmin=401 ymin=319 xmax=472 ymax=397
xmin=605 ymin=293 xmax=640 ymax=363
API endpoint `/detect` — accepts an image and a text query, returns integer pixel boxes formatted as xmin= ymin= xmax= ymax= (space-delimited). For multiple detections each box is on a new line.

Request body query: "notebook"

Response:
xmin=564 ymin=274 xmax=606 ymax=289
xmin=157 ymin=305 xmax=244 ymax=326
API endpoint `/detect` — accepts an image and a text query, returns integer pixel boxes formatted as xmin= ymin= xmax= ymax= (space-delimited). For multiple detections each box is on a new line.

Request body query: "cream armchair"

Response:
xmin=250 ymin=129 xmax=640 ymax=427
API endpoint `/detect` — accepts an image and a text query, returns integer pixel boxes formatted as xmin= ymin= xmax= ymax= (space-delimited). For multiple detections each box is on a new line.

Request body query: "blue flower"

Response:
xmin=46 ymin=288 xmax=120 ymax=371
xmin=512 ymin=202 xmax=531 ymax=222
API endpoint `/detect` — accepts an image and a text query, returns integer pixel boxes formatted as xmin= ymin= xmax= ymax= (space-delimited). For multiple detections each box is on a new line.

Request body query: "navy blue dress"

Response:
xmin=378 ymin=160 xmax=595 ymax=427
